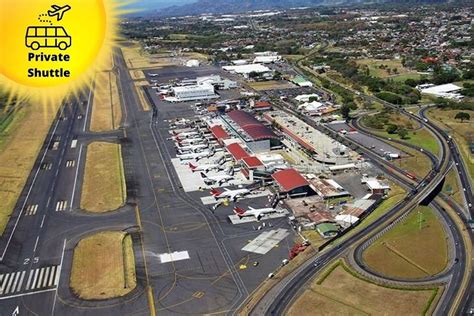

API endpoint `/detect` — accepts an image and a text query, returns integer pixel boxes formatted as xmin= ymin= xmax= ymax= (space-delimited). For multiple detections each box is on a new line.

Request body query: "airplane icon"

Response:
xmin=47 ymin=5 xmax=71 ymax=21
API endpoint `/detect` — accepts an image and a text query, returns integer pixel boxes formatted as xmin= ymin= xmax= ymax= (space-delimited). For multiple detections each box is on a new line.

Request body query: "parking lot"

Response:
xmin=327 ymin=121 xmax=408 ymax=158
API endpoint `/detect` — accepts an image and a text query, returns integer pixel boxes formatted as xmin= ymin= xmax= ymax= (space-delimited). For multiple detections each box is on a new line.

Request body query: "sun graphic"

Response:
xmin=0 ymin=0 xmax=132 ymax=106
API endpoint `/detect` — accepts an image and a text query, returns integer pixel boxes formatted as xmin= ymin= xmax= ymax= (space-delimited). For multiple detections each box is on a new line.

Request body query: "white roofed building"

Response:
xmin=222 ymin=64 xmax=273 ymax=79
xmin=165 ymin=84 xmax=219 ymax=102
xmin=418 ymin=83 xmax=463 ymax=99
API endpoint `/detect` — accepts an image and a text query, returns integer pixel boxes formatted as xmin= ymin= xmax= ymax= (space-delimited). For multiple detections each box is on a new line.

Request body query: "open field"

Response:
xmin=134 ymin=80 xmax=151 ymax=111
xmin=363 ymin=206 xmax=448 ymax=279
xmin=391 ymin=73 xmax=424 ymax=82
xmin=80 ymin=142 xmax=126 ymax=212
xmin=426 ymin=108 xmax=474 ymax=180
xmin=247 ymin=80 xmax=295 ymax=91
xmin=288 ymin=262 xmax=438 ymax=316
xmin=302 ymin=229 xmax=326 ymax=249
xmin=443 ymin=169 xmax=464 ymax=206
xmin=356 ymin=58 xmax=418 ymax=79
xmin=120 ymin=42 xmax=178 ymax=70
xmin=0 ymin=103 xmax=59 ymax=235
xmin=100 ymin=51 xmax=114 ymax=71
xmin=90 ymin=71 xmax=122 ymax=132
xmin=130 ymin=69 xmax=145 ymax=81
xmin=389 ymin=141 xmax=433 ymax=179
xmin=375 ymin=127 xmax=440 ymax=156
xmin=0 ymin=106 xmax=28 ymax=151
xmin=70 ymin=231 xmax=136 ymax=300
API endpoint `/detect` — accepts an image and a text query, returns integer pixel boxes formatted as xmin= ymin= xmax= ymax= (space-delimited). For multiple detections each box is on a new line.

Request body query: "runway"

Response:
xmin=0 ymin=50 xmax=296 ymax=315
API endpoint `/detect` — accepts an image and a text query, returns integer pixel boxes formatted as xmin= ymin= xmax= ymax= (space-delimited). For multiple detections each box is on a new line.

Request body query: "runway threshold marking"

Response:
xmin=25 ymin=204 xmax=39 ymax=216
xmin=0 ymin=265 xmax=59 ymax=297
xmin=55 ymin=200 xmax=68 ymax=212
xmin=192 ymin=291 xmax=205 ymax=299
xmin=65 ymin=160 xmax=75 ymax=168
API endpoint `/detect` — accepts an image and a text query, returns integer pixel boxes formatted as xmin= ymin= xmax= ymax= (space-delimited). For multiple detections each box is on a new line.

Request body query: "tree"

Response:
xmin=340 ymin=105 xmax=351 ymax=120
xmin=386 ymin=124 xmax=398 ymax=134
xmin=455 ymin=112 xmax=470 ymax=122
xmin=398 ymin=127 xmax=409 ymax=139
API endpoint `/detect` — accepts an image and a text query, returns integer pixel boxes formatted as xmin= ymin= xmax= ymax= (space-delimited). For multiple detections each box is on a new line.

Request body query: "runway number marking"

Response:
xmin=12 ymin=306 xmax=19 ymax=316
xmin=23 ymin=257 xmax=39 ymax=265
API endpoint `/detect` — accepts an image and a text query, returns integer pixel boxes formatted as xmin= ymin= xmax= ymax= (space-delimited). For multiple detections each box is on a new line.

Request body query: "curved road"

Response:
xmin=248 ymin=88 xmax=471 ymax=315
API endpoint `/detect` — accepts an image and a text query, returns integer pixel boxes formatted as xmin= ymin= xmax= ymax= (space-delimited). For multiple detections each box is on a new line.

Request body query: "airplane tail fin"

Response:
xmin=233 ymin=207 xmax=245 ymax=217
xmin=188 ymin=163 xmax=196 ymax=171
xmin=210 ymin=188 xmax=221 ymax=196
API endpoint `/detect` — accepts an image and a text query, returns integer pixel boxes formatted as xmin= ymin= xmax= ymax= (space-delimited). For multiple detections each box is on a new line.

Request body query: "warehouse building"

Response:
xmin=165 ymin=84 xmax=219 ymax=102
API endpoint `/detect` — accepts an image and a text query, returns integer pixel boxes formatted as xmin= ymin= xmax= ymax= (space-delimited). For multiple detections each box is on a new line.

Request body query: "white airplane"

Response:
xmin=48 ymin=5 xmax=71 ymax=21
xmin=233 ymin=206 xmax=278 ymax=221
xmin=171 ymin=130 xmax=199 ymax=138
xmin=210 ymin=187 xmax=250 ymax=201
xmin=176 ymin=137 xmax=206 ymax=146
xmin=177 ymin=151 xmax=213 ymax=161
xmin=200 ymin=172 xmax=233 ymax=186
xmin=189 ymin=162 xmax=221 ymax=173
xmin=177 ymin=143 xmax=209 ymax=153
xmin=149 ymin=73 xmax=159 ymax=77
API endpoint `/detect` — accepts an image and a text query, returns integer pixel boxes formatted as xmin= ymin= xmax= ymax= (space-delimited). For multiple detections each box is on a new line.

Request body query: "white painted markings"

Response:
xmin=159 ymin=251 xmax=190 ymax=263
xmin=25 ymin=204 xmax=39 ymax=216
xmin=65 ymin=160 xmax=75 ymax=168
xmin=55 ymin=200 xmax=68 ymax=212
xmin=40 ymin=162 xmax=52 ymax=170
xmin=0 ymin=266 xmax=58 ymax=296
xmin=70 ymin=139 xmax=78 ymax=149
xmin=242 ymin=229 xmax=290 ymax=255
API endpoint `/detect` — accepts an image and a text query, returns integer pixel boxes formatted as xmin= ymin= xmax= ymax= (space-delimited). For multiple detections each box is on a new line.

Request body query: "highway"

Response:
xmin=248 ymin=87 xmax=471 ymax=314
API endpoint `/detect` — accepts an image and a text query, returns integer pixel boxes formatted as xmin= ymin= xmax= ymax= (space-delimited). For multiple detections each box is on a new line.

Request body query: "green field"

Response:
xmin=363 ymin=206 xmax=448 ymax=279
xmin=376 ymin=128 xmax=440 ymax=156
xmin=443 ymin=169 xmax=464 ymax=206
xmin=356 ymin=59 xmax=419 ymax=79
xmin=427 ymin=108 xmax=474 ymax=181
xmin=288 ymin=261 xmax=439 ymax=316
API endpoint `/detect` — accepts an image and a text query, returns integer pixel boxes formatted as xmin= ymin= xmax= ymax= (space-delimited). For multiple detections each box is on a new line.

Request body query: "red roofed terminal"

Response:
xmin=272 ymin=168 xmax=314 ymax=197
xmin=226 ymin=143 xmax=250 ymax=161
xmin=210 ymin=125 xmax=229 ymax=145
xmin=227 ymin=110 xmax=279 ymax=141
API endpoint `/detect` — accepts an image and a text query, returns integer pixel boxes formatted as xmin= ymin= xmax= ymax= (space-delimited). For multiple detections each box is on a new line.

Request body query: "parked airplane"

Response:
xmin=177 ymin=144 xmax=209 ymax=154
xmin=201 ymin=172 xmax=233 ymax=186
xmin=175 ymin=137 xmax=206 ymax=146
xmin=149 ymin=73 xmax=159 ymax=77
xmin=189 ymin=162 xmax=222 ymax=173
xmin=171 ymin=130 xmax=200 ymax=138
xmin=233 ymin=206 xmax=278 ymax=221
xmin=177 ymin=150 xmax=213 ymax=161
xmin=210 ymin=187 xmax=250 ymax=201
